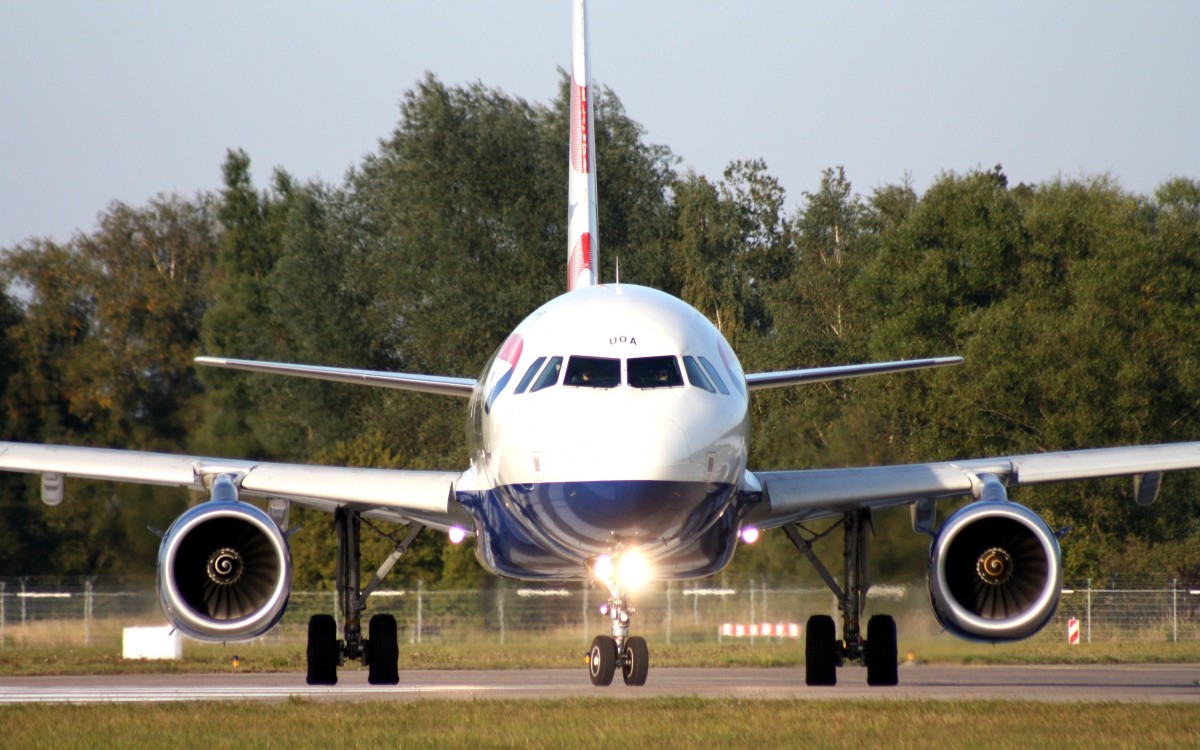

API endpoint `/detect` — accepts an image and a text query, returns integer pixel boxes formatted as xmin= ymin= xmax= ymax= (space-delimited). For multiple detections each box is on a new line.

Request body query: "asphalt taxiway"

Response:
xmin=2 ymin=665 xmax=1199 ymax=704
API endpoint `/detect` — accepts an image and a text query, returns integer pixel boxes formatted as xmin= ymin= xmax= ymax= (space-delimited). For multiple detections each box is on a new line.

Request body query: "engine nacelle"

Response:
xmin=157 ymin=479 xmax=292 ymax=641
xmin=928 ymin=499 xmax=1061 ymax=642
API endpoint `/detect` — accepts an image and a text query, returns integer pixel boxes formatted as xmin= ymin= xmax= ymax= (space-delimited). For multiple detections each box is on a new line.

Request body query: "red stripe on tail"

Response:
xmin=570 ymin=84 xmax=590 ymax=174
xmin=568 ymin=232 xmax=592 ymax=290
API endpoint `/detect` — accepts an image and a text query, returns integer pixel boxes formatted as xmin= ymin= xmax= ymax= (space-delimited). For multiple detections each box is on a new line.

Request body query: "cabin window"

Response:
xmin=698 ymin=356 xmax=731 ymax=395
xmin=565 ymin=356 xmax=621 ymax=388
xmin=683 ymin=356 xmax=716 ymax=393
xmin=530 ymin=356 xmax=563 ymax=392
xmin=628 ymin=355 xmax=683 ymax=389
xmin=514 ymin=356 xmax=547 ymax=395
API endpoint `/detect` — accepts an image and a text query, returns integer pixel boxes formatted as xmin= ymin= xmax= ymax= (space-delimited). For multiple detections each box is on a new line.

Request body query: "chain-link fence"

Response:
xmin=2 ymin=576 xmax=1198 ymax=650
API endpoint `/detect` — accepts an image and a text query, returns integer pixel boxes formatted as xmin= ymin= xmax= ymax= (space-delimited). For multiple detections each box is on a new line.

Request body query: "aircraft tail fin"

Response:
xmin=567 ymin=0 xmax=599 ymax=290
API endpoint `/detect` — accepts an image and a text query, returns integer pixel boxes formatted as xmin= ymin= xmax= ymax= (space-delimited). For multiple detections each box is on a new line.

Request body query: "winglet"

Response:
xmin=567 ymin=0 xmax=599 ymax=290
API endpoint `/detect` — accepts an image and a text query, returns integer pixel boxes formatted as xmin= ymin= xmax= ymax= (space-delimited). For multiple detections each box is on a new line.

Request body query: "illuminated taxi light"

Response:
xmin=447 ymin=526 xmax=467 ymax=544
xmin=616 ymin=550 xmax=652 ymax=591
xmin=593 ymin=554 xmax=614 ymax=583
xmin=739 ymin=526 xmax=760 ymax=544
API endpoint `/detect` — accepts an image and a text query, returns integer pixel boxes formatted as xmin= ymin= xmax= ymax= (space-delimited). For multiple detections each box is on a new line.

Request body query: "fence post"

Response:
xmin=1173 ymin=578 xmax=1178 ymax=644
xmin=497 ymin=587 xmax=506 ymax=645
xmin=749 ymin=579 xmax=756 ymax=645
xmin=1086 ymin=577 xmax=1092 ymax=644
xmin=582 ymin=582 xmax=589 ymax=645
xmin=665 ymin=581 xmax=672 ymax=646
xmin=1 ymin=581 xmax=5 ymax=648
xmin=84 ymin=578 xmax=93 ymax=647
xmin=20 ymin=578 xmax=26 ymax=626
xmin=416 ymin=580 xmax=424 ymax=645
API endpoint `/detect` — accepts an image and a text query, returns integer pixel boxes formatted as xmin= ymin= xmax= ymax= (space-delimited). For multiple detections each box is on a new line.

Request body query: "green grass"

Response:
xmin=3 ymin=636 xmax=1200 ymax=676
xmin=3 ymin=699 xmax=1199 ymax=749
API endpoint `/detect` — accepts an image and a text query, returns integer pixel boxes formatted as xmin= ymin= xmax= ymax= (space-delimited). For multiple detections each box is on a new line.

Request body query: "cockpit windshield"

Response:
xmin=628 ymin=355 xmax=684 ymax=389
xmin=514 ymin=356 xmax=547 ymax=394
xmin=513 ymin=353 xmax=730 ymax=395
xmin=565 ymin=356 xmax=621 ymax=388
xmin=529 ymin=356 xmax=563 ymax=392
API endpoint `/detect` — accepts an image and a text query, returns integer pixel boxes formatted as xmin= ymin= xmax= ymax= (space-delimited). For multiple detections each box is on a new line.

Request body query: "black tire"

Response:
xmin=588 ymin=635 xmax=617 ymax=686
xmin=622 ymin=636 xmax=649 ymax=686
xmin=866 ymin=614 xmax=899 ymax=686
xmin=306 ymin=614 xmax=338 ymax=686
xmin=805 ymin=614 xmax=837 ymax=686
xmin=368 ymin=614 xmax=400 ymax=685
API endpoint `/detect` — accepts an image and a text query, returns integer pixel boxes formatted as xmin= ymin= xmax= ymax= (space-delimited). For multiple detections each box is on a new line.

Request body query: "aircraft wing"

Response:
xmin=194 ymin=356 xmax=477 ymax=398
xmin=0 ymin=441 xmax=470 ymax=530
xmin=745 ymin=442 xmax=1200 ymax=527
xmin=745 ymin=356 xmax=963 ymax=391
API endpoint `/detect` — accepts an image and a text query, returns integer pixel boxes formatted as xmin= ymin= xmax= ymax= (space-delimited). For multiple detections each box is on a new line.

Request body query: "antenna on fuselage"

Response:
xmin=567 ymin=0 xmax=599 ymax=291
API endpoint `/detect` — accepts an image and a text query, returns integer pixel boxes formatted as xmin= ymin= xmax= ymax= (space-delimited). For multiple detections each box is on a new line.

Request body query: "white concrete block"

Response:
xmin=122 ymin=626 xmax=182 ymax=660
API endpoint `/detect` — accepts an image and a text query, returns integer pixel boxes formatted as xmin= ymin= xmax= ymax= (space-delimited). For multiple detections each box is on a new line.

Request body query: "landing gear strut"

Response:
xmin=784 ymin=508 xmax=898 ymax=686
xmin=306 ymin=508 xmax=423 ymax=686
xmin=587 ymin=581 xmax=649 ymax=687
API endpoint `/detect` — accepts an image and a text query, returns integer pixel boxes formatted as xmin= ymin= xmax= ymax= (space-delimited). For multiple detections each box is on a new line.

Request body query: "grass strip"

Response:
xmin=4 ymin=698 xmax=1199 ymax=749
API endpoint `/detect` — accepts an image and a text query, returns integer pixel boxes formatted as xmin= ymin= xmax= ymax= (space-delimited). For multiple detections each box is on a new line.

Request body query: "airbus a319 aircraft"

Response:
xmin=3 ymin=0 xmax=1200 ymax=688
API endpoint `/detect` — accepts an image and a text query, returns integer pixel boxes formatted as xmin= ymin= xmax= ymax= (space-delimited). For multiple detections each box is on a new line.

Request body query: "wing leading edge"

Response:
xmin=745 ymin=442 xmax=1200 ymax=528
xmin=194 ymin=356 xmax=477 ymax=398
xmin=0 ymin=441 xmax=469 ymax=529
xmin=744 ymin=356 xmax=963 ymax=391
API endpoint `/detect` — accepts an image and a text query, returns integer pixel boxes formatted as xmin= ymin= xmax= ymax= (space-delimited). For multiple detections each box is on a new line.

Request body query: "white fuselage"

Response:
xmin=458 ymin=284 xmax=753 ymax=580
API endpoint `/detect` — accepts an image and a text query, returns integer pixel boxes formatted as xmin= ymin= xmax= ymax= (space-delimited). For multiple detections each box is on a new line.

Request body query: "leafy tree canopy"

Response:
xmin=2 ymin=75 xmax=1198 ymax=587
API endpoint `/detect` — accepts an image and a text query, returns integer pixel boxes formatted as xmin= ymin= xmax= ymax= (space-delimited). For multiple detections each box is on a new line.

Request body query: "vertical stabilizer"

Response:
xmin=567 ymin=0 xmax=599 ymax=290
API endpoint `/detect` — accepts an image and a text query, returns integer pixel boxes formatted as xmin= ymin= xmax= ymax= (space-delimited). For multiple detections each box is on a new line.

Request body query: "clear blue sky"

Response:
xmin=2 ymin=1 xmax=1198 ymax=250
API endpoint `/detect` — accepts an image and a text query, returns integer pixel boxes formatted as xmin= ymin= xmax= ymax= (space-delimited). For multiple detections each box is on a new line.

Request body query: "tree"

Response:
xmin=193 ymin=150 xmax=293 ymax=459
xmin=0 ymin=195 xmax=218 ymax=575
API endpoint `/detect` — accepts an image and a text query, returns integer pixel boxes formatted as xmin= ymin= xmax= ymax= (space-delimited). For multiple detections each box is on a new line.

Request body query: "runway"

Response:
xmin=2 ymin=665 xmax=1199 ymax=704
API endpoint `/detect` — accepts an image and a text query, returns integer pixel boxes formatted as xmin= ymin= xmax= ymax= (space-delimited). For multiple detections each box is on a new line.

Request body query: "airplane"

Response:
xmin=4 ymin=0 xmax=1200 ymax=688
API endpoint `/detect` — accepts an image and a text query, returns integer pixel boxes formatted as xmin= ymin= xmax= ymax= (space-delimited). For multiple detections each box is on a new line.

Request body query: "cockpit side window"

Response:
xmin=514 ymin=356 xmax=547 ymax=395
xmin=683 ymin=356 xmax=716 ymax=393
xmin=565 ymin=356 xmax=621 ymax=388
xmin=628 ymin=355 xmax=683 ymax=389
xmin=698 ymin=356 xmax=731 ymax=395
xmin=530 ymin=356 xmax=563 ymax=392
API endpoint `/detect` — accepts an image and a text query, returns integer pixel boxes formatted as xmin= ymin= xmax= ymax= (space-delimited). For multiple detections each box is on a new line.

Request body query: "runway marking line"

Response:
xmin=0 ymin=684 xmax=515 ymax=704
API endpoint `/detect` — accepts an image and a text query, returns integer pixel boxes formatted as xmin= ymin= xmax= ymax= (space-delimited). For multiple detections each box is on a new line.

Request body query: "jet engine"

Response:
xmin=928 ymin=486 xmax=1061 ymax=642
xmin=157 ymin=475 xmax=292 ymax=641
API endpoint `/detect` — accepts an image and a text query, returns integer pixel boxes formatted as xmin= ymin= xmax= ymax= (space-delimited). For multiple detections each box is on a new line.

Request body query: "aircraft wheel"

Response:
xmin=805 ymin=614 xmax=837 ymax=686
xmin=622 ymin=636 xmax=649 ymax=686
xmin=306 ymin=614 xmax=338 ymax=686
xmin=866 ymin=614 xmax=899 ymax=686
xmin=368 ymin=614 xmax=400 ymax=685
xmin=588 ymin=635 xmax=617 ymax=686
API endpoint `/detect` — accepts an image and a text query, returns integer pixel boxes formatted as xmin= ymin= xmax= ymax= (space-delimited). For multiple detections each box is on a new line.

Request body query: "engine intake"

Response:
xmin=928 ymin=499 xmax=1061 ymax=642
xmin=157 ymin=476 xmax=291 ymax=641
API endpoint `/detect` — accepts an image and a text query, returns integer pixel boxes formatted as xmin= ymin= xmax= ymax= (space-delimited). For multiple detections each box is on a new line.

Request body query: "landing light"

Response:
xmin=592 ymin=551 xmax=652 ymax=592
xmin=616 ymin=550 xmax=651 ymax=591
xmin=740 ymin=526 xmax=760 ymax=544
xmin=447 ymin=526 xmax=467 ymax=544
xmin=593 ymin=554 xmax=614 ymax=582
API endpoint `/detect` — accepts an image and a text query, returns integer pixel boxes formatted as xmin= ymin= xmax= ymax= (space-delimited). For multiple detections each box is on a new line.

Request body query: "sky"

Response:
xmin=2 ymin=0 xmax=1198 ymax=250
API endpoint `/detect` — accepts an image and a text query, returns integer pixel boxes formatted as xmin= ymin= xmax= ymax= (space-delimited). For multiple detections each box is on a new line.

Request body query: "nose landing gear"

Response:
xmin=586 ymin=575 xmax=649 ymax=687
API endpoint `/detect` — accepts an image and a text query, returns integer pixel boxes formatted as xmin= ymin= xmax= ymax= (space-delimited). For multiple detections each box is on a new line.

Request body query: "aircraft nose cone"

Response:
xmin=530 ymin=400 xmax=695 ymax=483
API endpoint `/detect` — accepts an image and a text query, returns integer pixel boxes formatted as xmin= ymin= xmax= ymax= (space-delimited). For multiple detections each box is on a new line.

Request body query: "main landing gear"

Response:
xmin=586 ymin=558 xmax=649 ymax=687
xmin=784 ymin=508 xmax=899 ymax=687
xmin=306 ymin=508 xmax=424 ymax=686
